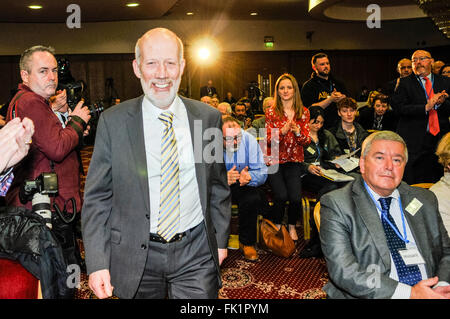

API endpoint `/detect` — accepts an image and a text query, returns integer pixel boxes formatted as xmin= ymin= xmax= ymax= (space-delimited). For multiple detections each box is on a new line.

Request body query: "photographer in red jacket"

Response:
xmin=6 ymin=45 xmax=90 ymax=270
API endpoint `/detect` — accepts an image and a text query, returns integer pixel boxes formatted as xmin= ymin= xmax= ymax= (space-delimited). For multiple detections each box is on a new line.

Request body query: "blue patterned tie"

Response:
xmin=378 ymin=197 xmax=422 ymax=286
xmin=157 ymin=111 xmax=180 ymax=241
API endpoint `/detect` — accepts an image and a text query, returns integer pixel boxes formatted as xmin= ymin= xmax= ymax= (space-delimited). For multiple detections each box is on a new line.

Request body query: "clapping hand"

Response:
xmin=281 ymin=120 xmax=299 ymax=136
xmin=0 ymin=117 xmax=34 ymax=172
xmin=239 ymin=166 xmax=252 ymax=186
xmin=330 ymin=89 xmax=346 ymax=102
xmin=426 ymin=90 xmax=448 ymax=111
xmin=227 ymin=165 xmax=240 ymax=185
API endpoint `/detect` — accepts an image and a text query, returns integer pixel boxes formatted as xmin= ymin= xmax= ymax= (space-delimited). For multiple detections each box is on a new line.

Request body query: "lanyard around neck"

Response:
xmin=363 ymin=182 xmax=409 ymax=244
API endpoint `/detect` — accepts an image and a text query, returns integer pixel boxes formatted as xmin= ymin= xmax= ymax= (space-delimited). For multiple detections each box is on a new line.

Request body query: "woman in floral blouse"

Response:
xmin=265 ymin=73 xmax=310 ymax=241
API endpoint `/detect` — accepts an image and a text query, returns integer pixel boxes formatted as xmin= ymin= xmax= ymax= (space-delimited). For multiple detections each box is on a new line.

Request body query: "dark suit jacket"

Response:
xmin=328 ymin=122 xmax=369 ymax=158
xmin=81 ymin=95 xmax=231 ymax=299
xmin=357 ymin=106 xmax=398 ymax=132
xmin=320 ymin=175 xmax=450 ymax=299
xmin=392 ymin=73 xmax=450 ymax=156
xmin=200 ymin=86 xmax=217 ymax=98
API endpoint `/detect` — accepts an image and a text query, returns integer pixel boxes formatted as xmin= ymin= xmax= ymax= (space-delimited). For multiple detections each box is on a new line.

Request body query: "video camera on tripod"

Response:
xmin=19 ymin=172 xmax=77 ymax=229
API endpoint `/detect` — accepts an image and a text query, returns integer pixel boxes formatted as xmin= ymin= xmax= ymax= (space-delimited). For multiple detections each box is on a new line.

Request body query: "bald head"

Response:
xmin=432 ymin=60 xmax=445 ymax=75
xmin=397 ymin=58 xmax=412 ymax=78
xmin=132 ymin=27 xmax=185 ymax=109
xmin=135 ymin=27 xmax=184 ymax=66
xmin=411 ymin=50 xmax=434 ymax=77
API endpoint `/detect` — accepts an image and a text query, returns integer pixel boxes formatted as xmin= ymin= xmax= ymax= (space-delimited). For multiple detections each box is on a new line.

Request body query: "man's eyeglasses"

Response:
xmin=412 ymin=56 xmax=431 ymax=63
xmin=223 ymin=133 xmax=242 ymax=142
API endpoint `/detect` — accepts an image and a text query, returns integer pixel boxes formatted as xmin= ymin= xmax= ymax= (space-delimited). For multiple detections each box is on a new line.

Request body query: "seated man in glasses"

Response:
xmin=222 ymin=117 xmax=268 ymax=261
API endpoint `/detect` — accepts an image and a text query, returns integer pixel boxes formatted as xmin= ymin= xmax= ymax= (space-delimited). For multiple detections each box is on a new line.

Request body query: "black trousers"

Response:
xmin=230 ymin=184 xmax=268 ymax=246
xmin=267 ymin=162 xmax=303 ymax=225
xmin=301 ymin=174 xmax=339 ymax=200
xmin=134 ymin=222 xmax=218 ymax=299
xmin=302 ymin=174 xmax=346 ymax=246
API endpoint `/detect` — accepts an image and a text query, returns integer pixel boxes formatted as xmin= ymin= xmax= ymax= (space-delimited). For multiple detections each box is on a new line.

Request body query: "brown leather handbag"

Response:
xmin=259 ymin=218 xmax=295 ymax=258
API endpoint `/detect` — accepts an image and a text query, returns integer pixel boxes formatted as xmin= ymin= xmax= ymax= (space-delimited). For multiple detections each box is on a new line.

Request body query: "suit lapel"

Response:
xmin=398 ymin=183 xmax=433 ymax=276
xmin=352 ymin=177 xmax=391 ymax=270
xmin=408 ymin=74 xmax=428 ymax=103
xmin=125 ymin=96 xmax=150 ymax=212
xmin=181 ymin=97 xmax=207 ymax=215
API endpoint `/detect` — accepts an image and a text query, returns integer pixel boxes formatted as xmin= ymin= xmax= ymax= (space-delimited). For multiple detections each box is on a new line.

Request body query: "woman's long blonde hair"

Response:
xmin=272 ymin=73 xmax=304 ymax=120
xmin=436 ymin=132 xmax=450 ymax=171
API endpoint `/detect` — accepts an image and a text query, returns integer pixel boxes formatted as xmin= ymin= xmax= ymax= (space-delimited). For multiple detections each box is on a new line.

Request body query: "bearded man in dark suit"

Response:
xmin=81 ymin=27 xmax=231 ymax=299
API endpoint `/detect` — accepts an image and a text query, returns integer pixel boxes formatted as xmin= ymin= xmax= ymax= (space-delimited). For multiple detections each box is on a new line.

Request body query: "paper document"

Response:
xmin=320 ymin=169 xmax=355 ymax=182
xmin=330 ymin=149 xmax=360 ymax=172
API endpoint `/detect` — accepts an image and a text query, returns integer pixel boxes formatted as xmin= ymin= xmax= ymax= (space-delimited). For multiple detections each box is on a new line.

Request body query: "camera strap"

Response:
xmin=8 ymin=91 xmax=26 ymax=120
xmin=9 ymin=90 xmax=56 ymax=172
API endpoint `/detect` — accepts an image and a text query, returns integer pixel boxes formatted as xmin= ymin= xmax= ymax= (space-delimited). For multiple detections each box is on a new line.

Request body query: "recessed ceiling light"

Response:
xmin=250 ymin=12 xmax=258 ymax=16
xmin=28 ymin=5 xmax=43 ymax=10
xmin=186 ymin=12 xmax=194 ymax=16
xmin=126 ymin=3 xmax=140 ymax=7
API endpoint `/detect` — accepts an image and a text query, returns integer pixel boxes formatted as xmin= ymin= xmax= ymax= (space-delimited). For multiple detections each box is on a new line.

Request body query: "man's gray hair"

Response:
xmin=134 ymin=28 xmax=184 ymax=66
xmin=361 ymin=130 xmax=408 ymax=162
xmin=20 ymin=45 xmax=55 ymax=72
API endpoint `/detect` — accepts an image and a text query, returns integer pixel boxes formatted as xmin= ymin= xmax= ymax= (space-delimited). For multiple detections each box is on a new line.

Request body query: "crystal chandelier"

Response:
xmin=417 ymin=0 xmax=450 ymax=38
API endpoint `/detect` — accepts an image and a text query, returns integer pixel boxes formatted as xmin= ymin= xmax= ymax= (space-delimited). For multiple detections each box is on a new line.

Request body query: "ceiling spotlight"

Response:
xmin=186 ymin=12 xmax=194 ymax=16
xmin=250 ymin=12 xmax=258 ymax=16
xmin=126 ymin=3 xmax=140 ymax=7
xmin=28 ymin=5 xmax=43 ymax=9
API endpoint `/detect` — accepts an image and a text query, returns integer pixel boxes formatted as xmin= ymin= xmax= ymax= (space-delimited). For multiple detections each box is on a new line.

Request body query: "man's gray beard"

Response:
xmin=141 ymin=78 xmax=180 ymax=109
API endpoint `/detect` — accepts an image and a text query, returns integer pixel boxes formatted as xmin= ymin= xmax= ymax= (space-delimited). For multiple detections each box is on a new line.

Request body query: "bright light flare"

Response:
xmin=190 ymin=37 xmax=220 ymax=66
xmin=198 ymin=47 xmax=211 ymax=60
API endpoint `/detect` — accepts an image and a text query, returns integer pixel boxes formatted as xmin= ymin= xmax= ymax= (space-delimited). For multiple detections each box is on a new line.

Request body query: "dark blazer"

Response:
xmin=329 ymin=122 xmax=369 ymax=157
xmin=392 ymin=73 xmax=450 ymax=155
xmin=357 ymin=106 xmax=398 ymax=132
xmin=200 ymin=86 xmax=217 ymax=98
xmin=320 ymin=175 xmax=450 ymax=299
xmin=81 ymin=95 xmax=231 ymax=299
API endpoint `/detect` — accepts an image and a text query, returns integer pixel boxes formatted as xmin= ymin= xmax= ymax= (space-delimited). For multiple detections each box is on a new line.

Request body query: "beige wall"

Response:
xmin=0 ymin=17 xmax=448 ymax=55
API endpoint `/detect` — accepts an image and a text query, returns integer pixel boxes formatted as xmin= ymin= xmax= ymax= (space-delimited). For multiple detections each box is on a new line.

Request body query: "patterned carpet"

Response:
xmin=76 ymin=145 xmax=329 ymax=299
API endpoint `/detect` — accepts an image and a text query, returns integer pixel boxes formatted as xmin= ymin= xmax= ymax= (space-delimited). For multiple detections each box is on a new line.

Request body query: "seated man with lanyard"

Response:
xmin=320 ymin=130 xmax=450 ymax=299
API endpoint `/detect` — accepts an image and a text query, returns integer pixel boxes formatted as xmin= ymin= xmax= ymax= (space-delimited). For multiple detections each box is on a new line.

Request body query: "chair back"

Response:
xmin=314 ymin=202 xmax=321 ymax=232
xmin=411 ymin=183 xmax=434 ymax=189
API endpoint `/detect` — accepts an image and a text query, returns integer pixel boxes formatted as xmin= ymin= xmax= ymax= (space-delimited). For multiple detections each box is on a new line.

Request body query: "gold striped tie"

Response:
xmin=157 ymin=111 xmax=180 ymax=241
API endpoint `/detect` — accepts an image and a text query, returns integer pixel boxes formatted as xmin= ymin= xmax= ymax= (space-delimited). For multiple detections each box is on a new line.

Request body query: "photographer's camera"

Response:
xmin=19 ymin=172 xmax=58 ymax=228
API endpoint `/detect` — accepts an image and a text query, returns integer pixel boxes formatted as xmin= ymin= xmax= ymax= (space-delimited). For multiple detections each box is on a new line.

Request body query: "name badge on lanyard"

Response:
xmin=399 ymin=243 xmax=426 ymax=266
xmin=364 ymin=183 xmax=426 ymax=266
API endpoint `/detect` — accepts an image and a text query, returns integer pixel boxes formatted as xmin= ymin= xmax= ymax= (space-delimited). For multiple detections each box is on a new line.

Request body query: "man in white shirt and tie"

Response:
xmin=392 ymin=50 xmax=450 ymax=185
xmin=82 ymin=27 xmax=231 ymax=299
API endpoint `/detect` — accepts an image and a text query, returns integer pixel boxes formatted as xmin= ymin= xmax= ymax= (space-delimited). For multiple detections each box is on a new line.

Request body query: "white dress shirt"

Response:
xmin=54 ymin=111 xmax=69 ymax=128
xmin=142 ymin=95 xmax=203 ymax=234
